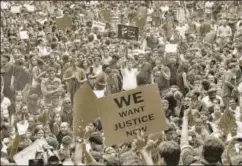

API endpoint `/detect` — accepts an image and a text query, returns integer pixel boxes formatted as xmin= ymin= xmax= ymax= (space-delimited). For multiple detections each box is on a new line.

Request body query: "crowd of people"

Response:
xmin=1 ymin=0 xmax=242 ymax=165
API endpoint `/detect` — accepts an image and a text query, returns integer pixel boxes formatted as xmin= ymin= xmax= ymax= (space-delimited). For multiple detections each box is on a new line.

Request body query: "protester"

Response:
xmin=1 ymin=1 xmax=242 ymax=166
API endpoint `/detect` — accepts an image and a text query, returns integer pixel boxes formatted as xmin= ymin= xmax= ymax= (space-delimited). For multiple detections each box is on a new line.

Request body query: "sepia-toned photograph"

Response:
xmin=1 ymin=0 xmax=242 ymax=165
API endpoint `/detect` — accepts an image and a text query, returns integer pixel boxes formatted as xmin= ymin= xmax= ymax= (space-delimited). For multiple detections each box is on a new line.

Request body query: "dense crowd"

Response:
xmin=1 ymin=1 xmax=242 ymax=165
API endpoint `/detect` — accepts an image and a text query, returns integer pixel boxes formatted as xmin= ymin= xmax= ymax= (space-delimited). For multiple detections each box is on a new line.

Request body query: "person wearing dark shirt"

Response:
xmin=153 ymin=58 xmax=171 ymax=96
xmin=136 ymin=54 xmax=152 ymax=85
xmin=56 ymin=122 xmax=72 ymax=146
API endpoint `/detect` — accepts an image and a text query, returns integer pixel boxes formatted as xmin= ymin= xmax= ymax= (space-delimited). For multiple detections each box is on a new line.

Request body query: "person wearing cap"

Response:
xmin=41 ymin=67 xmax=63 ymax=109
xmin=201 ymin=87 xmax=224 ymax=112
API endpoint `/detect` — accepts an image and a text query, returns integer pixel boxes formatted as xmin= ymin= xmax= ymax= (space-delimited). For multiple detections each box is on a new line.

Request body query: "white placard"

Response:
xmin=165 ymin=44 xmax=178 ymax=53
xmin=90 ymin=1 xmax=99 ymax=6
xmin=19 ymin=31 xmax=29 ymax=40
xmin=1 ymin=2 xmax=9 ymax=10
xmin=13 ymin=139 xmax=48 ymax=165
xmin=94 ymin=90 xmax=105 ymax=98
xmin=24 ymin=4 xmax=35 ymax=12
xmin=16 ymin=120 xmax=29 ymax=135
xmin=92 ymin=21 xmax=106 ymax=32
xmin=10 ymin=6 xmax=21 ymax=13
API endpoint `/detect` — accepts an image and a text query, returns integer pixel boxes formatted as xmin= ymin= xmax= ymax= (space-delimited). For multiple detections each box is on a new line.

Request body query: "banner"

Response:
xmin=118 ymin=24 xmax=139 ymax=41
xmin=97 ymin=84 xmax=167 ymax=145
xmin=13 ymin=139 xmax=48 ymax=165
xmin=92 ymin=21 xmax=106 ymax=32
xmin=73 ymin=82 xmax=98 ymax=137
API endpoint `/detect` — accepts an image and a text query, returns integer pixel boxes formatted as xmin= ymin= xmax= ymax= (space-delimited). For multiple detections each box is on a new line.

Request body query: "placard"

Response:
xmin=165 ymin=44 xmax=178 ymax=53
xmin=1 ymin=2 xmax=9 ymax=10
xmin=97 ymin=84 xmax=167 ymax=145
xmin=94 ymin=90 xmax=105 ymax=98
xmin=13 ymin=139 xmax=48 ymax=165
xmin=10 ymin=6 xmax=21 ymax=14
xmin=92 ymin=21 xmax=106 ymax=32
xmin=19 ymin=31 xmax=29 ymax=40
xmin=99 ymin=9 xmax=111 ymax=22
xmin=16 ymin=120 xmax=29 ymax=135
xmin=56 ymin=15 xmax=72 ymax=30
xmin=118 ymin=24 xmax=139 ymax=41
xmin=23 ymin=4 xmax=35 ymax=12
xmin=73 ymin=82 xmax=98 ymax=137
xmin=218 ymin=109 xmax=237 ymax=135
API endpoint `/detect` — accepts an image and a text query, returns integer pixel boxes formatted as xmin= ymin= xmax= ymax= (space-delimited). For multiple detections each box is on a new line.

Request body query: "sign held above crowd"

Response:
xmin=97 ymin=84 xmax=167 ymax=146
xmin=118 ymin=24 xmax=139 ymax=41
xmin=73 ymin=82 xmax=99 ymax=137
xmin=56 ymin=14 xmax=72 ymax=30
xmin=92 ymin=21 xmax=106 ymax=32
xmin=13 ymin=139 xmax=48 ymax=165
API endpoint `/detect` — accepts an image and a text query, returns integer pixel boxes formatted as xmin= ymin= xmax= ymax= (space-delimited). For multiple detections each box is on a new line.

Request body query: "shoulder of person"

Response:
xmin=53 ymin=77 xmax=61 ymax=82
xmin=41 ymin=78 xmax=48 ymax=83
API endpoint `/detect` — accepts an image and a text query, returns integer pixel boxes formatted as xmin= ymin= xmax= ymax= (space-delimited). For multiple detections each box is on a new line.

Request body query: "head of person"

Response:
xmin=34 ymin=128 xmax=44 ymax=139
xmin=1 ymin=54 xmax=10 ymax=66
xmin=103 ymin=47 xmax=109 ymax=58
xmin=62 ymin=135 xmax=72 ymax=148
xmin=94 ymin=57 xmax=101 ymax=67
xmin=208 ymin=74 xmax=215 ymax=84
xmin=202 ymin=137 xmax=225 ymax=164
xmin=70 ymin=58 xmax=78 ymax=68
xmin=48 ymin=155 xmax=60 ymax=165
xmin=53 ymin=113 xmax=62 ymax=124
xmin=37 ymin=58 xmax=44 ymax=69
xmin=126 ymin=61 xmax=133 ymax=70
xmin=155 ymin=58 xmax=162 ymax=68
xmin=158 ymin=141 xmax=181 ymax=166
xmin=21 ymin=105 xmax=29 ymax=115
xmin=138 ymin=54 xmax=145 ymax=64
xmin=28 ymin=116 xmax=36 ymax=129
xmin=89 ymin=132 xmax=103 ymax=149
xmin=208 ymin=87 xmax=217 ymax=100
xmin=229 ymin=98 xmax=237 ymax=110
xmin=49 ymin=55 xmax=55 ymax=63
xmin=164 ymin=124 xmax=177 ymax=141
xmin=102 ymin=154 xmax=120 ymax=166
xmin=60 ymin=122 xmax=69 ymax=135
xmin=47 ymin=67 xmax=55 ymax=80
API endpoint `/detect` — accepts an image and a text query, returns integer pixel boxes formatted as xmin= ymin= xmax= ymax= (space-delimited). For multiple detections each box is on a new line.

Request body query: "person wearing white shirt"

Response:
xmin=1 ymin=94 xmax=11 ymax=119
xmin=216 ymin=20 xmax=232 ymax=46
xmin=121 ymin=61 xmax=138 ymax=91
xmin=175 ymin=22 xmax=189 ymax=40
xmin=205 ymin=1 xmax=214 ymax=20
